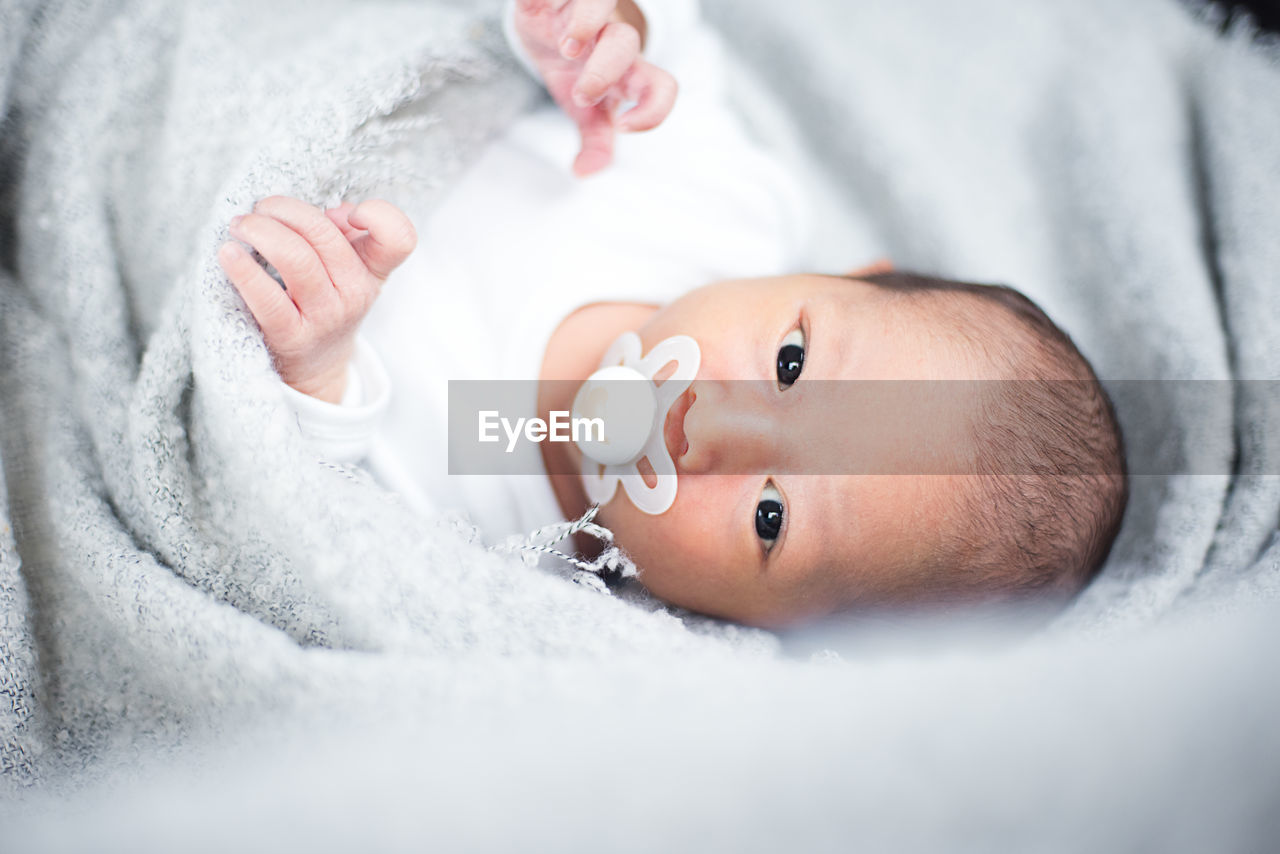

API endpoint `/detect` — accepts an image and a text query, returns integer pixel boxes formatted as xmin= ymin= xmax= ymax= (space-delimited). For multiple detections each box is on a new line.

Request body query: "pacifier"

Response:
xmin=570 ymin=331 xmax=700 ymax=514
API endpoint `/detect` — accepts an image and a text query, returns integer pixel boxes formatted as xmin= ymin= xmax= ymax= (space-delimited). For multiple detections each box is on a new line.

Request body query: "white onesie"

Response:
xmin=286 ymin=0 xmax=812 ymax=540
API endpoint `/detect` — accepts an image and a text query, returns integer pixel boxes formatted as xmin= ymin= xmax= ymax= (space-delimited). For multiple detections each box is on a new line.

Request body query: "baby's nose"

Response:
xmin=678 ymin=381 xmax=780 ymax=475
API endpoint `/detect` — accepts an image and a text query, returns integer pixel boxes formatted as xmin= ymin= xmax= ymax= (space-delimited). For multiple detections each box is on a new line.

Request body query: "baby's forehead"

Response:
xmin=802 ymin=280 xmax=1003 ymax=381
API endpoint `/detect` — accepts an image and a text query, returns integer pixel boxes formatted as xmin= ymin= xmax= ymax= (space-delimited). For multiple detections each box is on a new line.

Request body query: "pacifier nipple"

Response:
xmin=571 ymin=331 xmax=701 ymax=515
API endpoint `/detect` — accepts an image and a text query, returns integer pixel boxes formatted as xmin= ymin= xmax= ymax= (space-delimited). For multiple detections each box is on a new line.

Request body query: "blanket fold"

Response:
xmin=1 ymin=0 xmax=756 ymax=794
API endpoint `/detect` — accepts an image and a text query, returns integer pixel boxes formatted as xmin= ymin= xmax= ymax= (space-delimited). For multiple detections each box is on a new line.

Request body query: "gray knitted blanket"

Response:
xmin=2 ymin=0 xmax=1278 ymax=849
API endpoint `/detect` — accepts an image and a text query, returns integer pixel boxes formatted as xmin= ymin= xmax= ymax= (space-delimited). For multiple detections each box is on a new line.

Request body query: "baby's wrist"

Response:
xmin=286 ymin=362 xmax=349 ymax=405
xmin=279 ymin=336 xmax=390 ymax=464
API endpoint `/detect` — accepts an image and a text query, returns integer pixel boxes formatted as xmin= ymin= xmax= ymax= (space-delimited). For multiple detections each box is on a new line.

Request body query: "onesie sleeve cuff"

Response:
xmin=280 ymin=335 xmax=390 ymax=464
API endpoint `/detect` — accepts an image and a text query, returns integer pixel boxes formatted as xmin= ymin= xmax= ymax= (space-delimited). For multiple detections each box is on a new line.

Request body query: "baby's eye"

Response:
xmin=776 ymin=327 xmax=805 ymax=389
xmin=755 ymin=482 xmax=785 ymax=553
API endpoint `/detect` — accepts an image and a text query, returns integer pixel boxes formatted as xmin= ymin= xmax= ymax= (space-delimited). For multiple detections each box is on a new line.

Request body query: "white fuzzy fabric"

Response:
xmin=1 ymin=0 xmax=1278 ymax=849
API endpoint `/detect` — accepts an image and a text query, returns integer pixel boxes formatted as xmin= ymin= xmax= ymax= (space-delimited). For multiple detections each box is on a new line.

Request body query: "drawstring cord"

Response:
xmin=492 ymin=505 xmax=637 ymax=593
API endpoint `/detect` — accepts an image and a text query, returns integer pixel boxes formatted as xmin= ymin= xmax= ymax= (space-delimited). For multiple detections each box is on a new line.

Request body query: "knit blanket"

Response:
xmin=2 ymin=0 xmax=1278 ymax=849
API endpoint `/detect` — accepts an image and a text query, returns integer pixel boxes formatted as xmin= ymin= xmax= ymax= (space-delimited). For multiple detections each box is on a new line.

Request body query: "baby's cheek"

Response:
xmin=602 ymin=503 xmax=697 ymax=591
xmin=609 ymin=505 xmax=685 ymax=566
xmin=647 ymin=500 xmax=743 ymax=605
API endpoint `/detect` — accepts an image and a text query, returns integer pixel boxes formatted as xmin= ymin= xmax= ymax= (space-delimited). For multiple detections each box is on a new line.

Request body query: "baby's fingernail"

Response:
xmin=229 ymin=215 xmax=243 ymax=232
xmin=560 ymin=37 xmax=581 ymax=59
xmin=573 ymin=89 xmax=593 ymax=108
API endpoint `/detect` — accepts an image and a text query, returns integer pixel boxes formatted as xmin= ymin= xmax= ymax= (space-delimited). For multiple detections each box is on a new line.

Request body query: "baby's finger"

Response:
xmin=254 ymin=196 xmax=367 ymax=294
xmin=572 ymin=21 xmax=640 ymax=108
xmin=573 ymin=107 xmax=615 ymax=177
xmin=218 ymin=241 xmax=301 ymax=344
xmin=617 ymin=61 xmax=678 ymax=132
xmin=559 ymin=0 xmax=614 ymax=59
xmin=346 ymin=199 xmax=418 ymax=281
xmin=325 ymin=202 xmax=361 ymax=238
xmin=518 ymin=0 xmax=571 ymax=12
xmin=229 ymin=213 xmax=334 ymax=312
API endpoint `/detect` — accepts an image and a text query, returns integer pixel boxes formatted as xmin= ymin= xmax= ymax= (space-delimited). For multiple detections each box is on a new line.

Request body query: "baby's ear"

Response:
xmin=845 ymin=259 xmax=894 ymax=277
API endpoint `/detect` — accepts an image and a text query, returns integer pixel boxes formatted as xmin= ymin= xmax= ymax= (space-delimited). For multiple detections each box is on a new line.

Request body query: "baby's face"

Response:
xmin=596 ymin=274 xmax=988 ymax=627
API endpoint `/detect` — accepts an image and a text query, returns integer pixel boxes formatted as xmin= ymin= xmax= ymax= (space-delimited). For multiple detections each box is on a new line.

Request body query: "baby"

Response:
xmin=218 ymin=0 xmax=1127 ymax=628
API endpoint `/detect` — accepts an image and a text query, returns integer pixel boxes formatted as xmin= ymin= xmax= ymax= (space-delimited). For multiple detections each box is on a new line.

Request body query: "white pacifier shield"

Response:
xmin=571 ymin=365 xmax=657 ymax=466
xmin=573 ymin=331 xmax=700 ymax=515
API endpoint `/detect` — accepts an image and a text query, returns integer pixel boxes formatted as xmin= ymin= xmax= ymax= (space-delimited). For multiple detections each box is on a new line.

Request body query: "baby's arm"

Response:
xmin=509 ymin=0 xmax=678 ymax=176
xmin=217 ymin=196 xmax=416 ymax=404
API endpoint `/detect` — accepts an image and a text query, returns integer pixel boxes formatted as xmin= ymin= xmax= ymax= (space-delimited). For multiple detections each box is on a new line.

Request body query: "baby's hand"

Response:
xmin=217 ymin=196 xmax=416 ymax=403
xmin=512 ymin=0 xmax=677 ymax=177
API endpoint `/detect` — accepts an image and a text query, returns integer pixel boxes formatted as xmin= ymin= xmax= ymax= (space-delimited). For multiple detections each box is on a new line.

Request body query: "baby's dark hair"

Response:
xmin=853 ymin=270 xmax=1128 ymax=607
